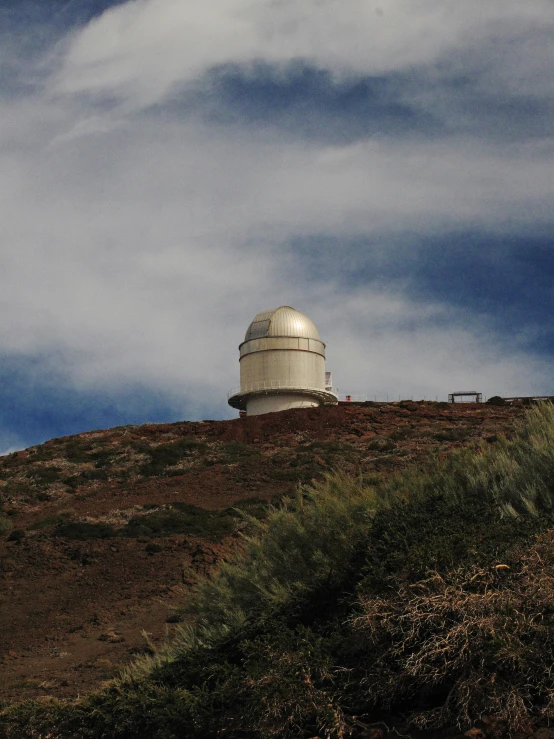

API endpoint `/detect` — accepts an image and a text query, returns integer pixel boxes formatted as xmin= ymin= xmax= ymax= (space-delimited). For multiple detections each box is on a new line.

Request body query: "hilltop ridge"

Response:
xmin=0 ymin=401 xmax=523 ymax=702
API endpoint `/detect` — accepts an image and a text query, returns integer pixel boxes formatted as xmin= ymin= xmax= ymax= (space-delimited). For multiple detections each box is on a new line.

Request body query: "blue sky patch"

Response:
xmin=0 ymin=353 xmax=188 ymax=450
xmin=161 ymin=56 xmax=554 ymax=144
xmin=195 ymin=62 xmax=441 ymax=143
xmin=289 ymin=231 xmax=554 ymax=355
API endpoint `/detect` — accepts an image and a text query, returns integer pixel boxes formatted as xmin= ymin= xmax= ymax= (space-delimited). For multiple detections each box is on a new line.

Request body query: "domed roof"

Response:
xmin=244 ymin=306 xmax=321 ymax=342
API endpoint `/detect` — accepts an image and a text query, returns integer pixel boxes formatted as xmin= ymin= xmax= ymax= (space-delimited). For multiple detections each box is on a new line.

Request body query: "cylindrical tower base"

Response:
xmin=246 ymin=393 xmax=319 ymax=417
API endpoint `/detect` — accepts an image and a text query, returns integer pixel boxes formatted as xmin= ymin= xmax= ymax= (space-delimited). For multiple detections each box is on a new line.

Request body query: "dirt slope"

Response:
xmin=0 ymin=401 xmax=522 ymax=702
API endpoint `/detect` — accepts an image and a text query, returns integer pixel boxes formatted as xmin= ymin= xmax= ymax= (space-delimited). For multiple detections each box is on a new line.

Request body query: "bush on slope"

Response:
xmin=3 ymin=404 xmax=554 ymax=738
xmin=354 ymin=530 xmax=554 ymax=732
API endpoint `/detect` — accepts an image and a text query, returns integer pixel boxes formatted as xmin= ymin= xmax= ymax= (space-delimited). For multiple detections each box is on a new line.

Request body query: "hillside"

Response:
xmin=0 ymin=401 xmax=524 ymax=706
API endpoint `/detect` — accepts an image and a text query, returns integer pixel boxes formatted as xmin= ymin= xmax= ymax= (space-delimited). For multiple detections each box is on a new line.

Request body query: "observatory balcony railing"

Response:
xmin=448 ymin=391 xmax=482 ymax=403
xmin=227 ymin=381 xmax=338 ymax=399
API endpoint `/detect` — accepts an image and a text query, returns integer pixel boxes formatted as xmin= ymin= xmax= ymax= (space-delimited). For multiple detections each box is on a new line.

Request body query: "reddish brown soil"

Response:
xmin=0 ymin=401 xmax=523 ymax=703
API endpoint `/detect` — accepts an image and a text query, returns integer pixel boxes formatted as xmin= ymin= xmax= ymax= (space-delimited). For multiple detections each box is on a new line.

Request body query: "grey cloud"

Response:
xmin=51 ymin=0 xmax=554 ymax=112
xmin=0 ymin=0 xmax=552 ymax=431
xmin=171 ymin=23 xmax=554 ymax=146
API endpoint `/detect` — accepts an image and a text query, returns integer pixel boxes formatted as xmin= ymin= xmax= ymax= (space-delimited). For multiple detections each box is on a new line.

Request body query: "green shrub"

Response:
xmin=165 ymin=609 xmax=185 ymax=623
xmin=219 ymin=441 xmax=259 ymax=460
xmin=122 ymin=504 xmax=236 ymax=540
xmin=64 ymin=469 xmax=108 ymax=489
xmin=90 ymin=449 xmax=114 ymax=467
xmin=353 ymin=530 xmax=554 ymax=731
xmin=145 ymin=542 xmax=163 ymax=554
xmin=0 ymin=516 xmax=13 ymax=536
xmin=365 ymin=436 xmax=397 ymax=452
xmin=131 ymin=440 xmax=152 ymax=454
xmin=487 ymin=395 xmax=506 ymax=405
xmin=0 ymin=684 xmax=199 ymax=739
xmin=79 ymin=469 xmax=109 ymax=481
xmin=29 ymin=447 xmax=56 ymax=462
xmin=358 ymin=474 xmax=540 ymax=593
xmin=433 ymin=427 xmax=468 ymax=442
xmin=54 ymin=521 xmax=115 ymax=540
xmin=229 ymin=497 xmax=269 ymax=520
xmin=139 ymin=438 xmax=207 ymax=476
xmin=169 ymin=472 xmax=381 ymax=650
xmin=267 ymin=468 xmax=318 ymax=482
xmin=2 ymin=480 xmax=33 ymax=497
xmin=63 ymin=475 xmax=80 ymax=490
xmin=0 ymin=453 xmax=25 ymax=470
xmin=29 ymin=511 xmax=73 ymax=530
xmin=390 ymin=427 xmax=412 ymax=440
xmin=63 ymin=442 xmax=93 ymax=463
xmin=7 ymin=529 xmax=25 ymax=543
xmin=25 ymin=467 xmax=63 ymax=485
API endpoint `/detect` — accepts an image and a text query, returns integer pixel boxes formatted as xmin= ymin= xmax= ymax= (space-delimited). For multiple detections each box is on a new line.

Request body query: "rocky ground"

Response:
xmin=0 ymin=401 xmax=523 ymax=703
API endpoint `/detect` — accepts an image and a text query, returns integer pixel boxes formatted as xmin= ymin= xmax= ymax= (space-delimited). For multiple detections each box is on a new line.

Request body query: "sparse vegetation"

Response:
xmin=22 ymin=499 xmax=269 ymax=544
xmin=90 ymin=449 xmax=114 ymax=468
xmin=228 ymin=497 xmax=269 ymax=519
xmin=366 ymin=436 xmax=397 ymax=451
xmin=219 ymin=441 xmax=259 ymax=461
xmin=0 ymin=516 xmax=13 ymax=536
xmin=63 ymin=441 xmax=94 ymax=463
xmin=3 ymin=405 xmax=554 ymax=737
xmin=25 ymin=467 xmax=63 ymax=485
xmin=26 ymin=446 xmax=56 ymax=462
xmin=78 ymin=469 xmax=109 ymax=482
xmin=0 ymin=453 xmax=26 ymax=470
xmin=433 ymin=427 xmax=469 ymax=441
xmin=265 ymin=441 xmax=358 ymax=483
xmin=353 ymin=535 xmax=554 ymax=731
xmin=138 ymin=438 xmax=208 ymax=476
xmin=54 ymin=521 xmax=115 ymax=540
xmin=6 ymin=528 xmax=25 ymax=543
xmin=487 ymin=395 xmax=506 ymax=405
xmin=29 ymin=511 xmax=74 ymax=531
xmin=145 ymin=542 xmax=163 ymax=554
xmin=2 ymin=480 xmax=32 ymax=498
xmin=121 ymin=503 xmax=236 ymax=539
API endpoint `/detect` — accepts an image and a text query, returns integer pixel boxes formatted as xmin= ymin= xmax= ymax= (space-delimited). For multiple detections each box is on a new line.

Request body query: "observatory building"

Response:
xmin=228 ymin=306 xmax=338 ymax=416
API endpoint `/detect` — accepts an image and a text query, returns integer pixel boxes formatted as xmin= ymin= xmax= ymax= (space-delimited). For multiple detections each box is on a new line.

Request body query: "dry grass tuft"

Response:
xmin=353 ymin=528 xmax=554 ymax=731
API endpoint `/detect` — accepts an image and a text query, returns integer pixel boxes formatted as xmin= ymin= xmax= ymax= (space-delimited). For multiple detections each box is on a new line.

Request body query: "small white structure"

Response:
xmin=228 ymin=306 xmax=338 ymax=416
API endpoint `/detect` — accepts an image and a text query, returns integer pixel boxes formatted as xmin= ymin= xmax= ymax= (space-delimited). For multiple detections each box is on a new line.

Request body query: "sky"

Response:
xmin=1 ymin=0 xmax=554 ymax=453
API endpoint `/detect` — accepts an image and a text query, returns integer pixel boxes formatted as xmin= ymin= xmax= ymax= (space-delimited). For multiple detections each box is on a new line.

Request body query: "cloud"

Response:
xmin=0 ymin=0 xmax=553 ymax=447
xmin=52 ymin=0 xmax=554 ymax=110
xmin=317 ymin=289 xmax=552 ymax=401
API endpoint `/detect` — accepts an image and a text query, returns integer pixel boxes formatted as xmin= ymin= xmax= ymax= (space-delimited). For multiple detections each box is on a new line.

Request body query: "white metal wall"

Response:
xmin=240 ymin=347 xmax=326 ymax=393
xmin=239 ymin=336 xmax=325 ymax=357
xmin=246 ymin=393 xmax=319 ymax=416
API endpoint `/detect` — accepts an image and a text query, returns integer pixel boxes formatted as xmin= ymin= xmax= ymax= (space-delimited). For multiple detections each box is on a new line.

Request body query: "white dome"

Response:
xmin=244 ymin=306 xmax=321 ymax=342
xmin=229 ymin=304 xmax=337 ymax=415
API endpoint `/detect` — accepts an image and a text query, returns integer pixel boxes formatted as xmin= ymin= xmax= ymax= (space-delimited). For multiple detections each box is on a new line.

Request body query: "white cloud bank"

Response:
xmin=54 ymin=0 xmax=554 ymax=109
xmin=0 ymin=0 xmax=553 ymax=433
